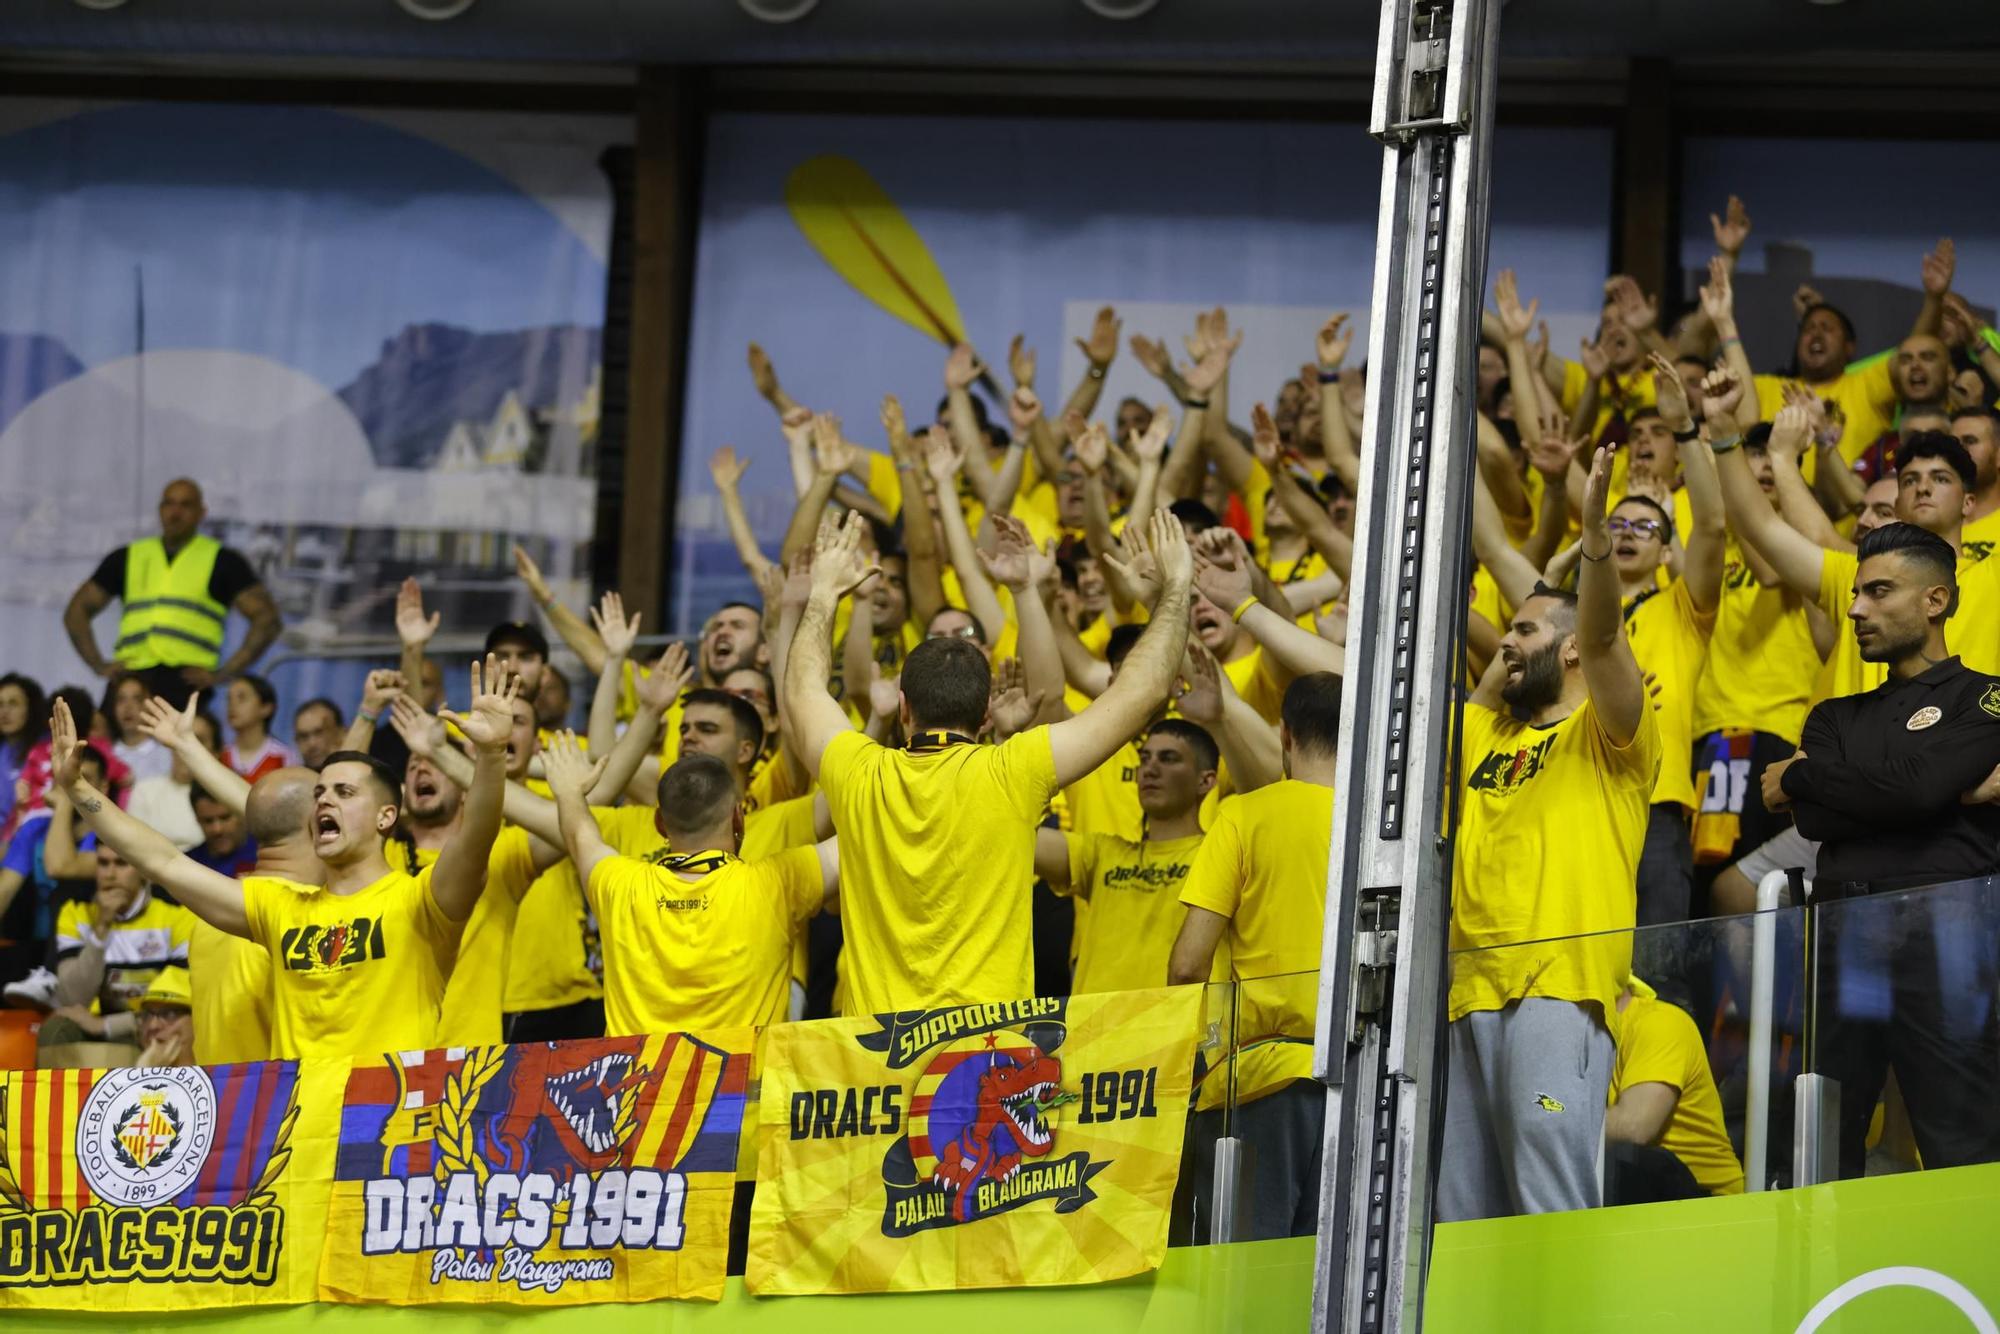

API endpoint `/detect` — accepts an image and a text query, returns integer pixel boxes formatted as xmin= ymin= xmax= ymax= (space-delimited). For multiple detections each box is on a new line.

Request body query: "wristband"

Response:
xmin=1580 ymin=545 xmax=1612 ymax=563
xmin=1710 ymin=433 xmax=1742 ymax=455
xmin=1317 ymin=369 xmax=1341 ymax=384
xmin=1673 ymin=425 xmax=1700 ymax=442
xmin=1719 ymin=334 xmax=1742 ymax=348
xmin=1230 ymin=595 xmax=1258 ymax=622
xmin=1182 ymin=396 xmax=1211 ymax=410
xmin=1087 ymin=364 xmax=1107 ymax=381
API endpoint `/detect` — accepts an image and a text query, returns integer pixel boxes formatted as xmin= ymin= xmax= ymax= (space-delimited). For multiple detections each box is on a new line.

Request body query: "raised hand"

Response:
xmin=396 ymin=576 xmax=441 ymax=648
xmin=1182 ymin=330 xmax=1242 ymax=397
xmin=1493 ymin=271 xmax=1538 ymax=341
xmin=1648 ymin=351 xmax=1693 ymax=430
xmin=1580 ymin=444 xmax=1616 ymax=547
xmin=1921 ymin=238 xmax=1956 ymax=296
xmin=944 ymin=342 xmax=984 ymax=391
xmin=810 ymin=511 xmax=880 ymax=601
xmin=780 ymin=404 xmax=815 ymax=455
xmin=779 ymin=549 xmax=815 ymax=615
xmin=879 ymin=394 xmax=911 ymax=459
xmin=1249 ymin=403 xmax=1282 ymax=469
xmin=1007 ymin=386 xmax=1042 ymax=436
xmin=1604 ymin=274 xmax=1659 ymax=334
xmin=1148 ymin=509 xmax=1194 ymax=592
xmin=1317 ymin=312 xmax=1355 ymax=370
xmin=1578 ymin=336 xmax=1610 ymax=382
xmin=1101 ymin=528 xmax=1162 ymax=609
xmin=1942 ymin=292 xmax=1975 ymax=349
xmin=1529 ymin=320 xmax=1551 ymax=372
xmin=867 ymin=665 xmax=901 ymax=723
xmin=360 ymin=669 xmax=406 ymax=717
xmin=1697 ymin=255 xmax=1735 ymax=325
xmin=139 ymin=694 xmax=198 ymax=750
xmin=975 ymin=514 xmax=1038 ymax=591
xmin=1129 ymin=333 xmax=1170 ymax=379
xmin=1191 ymin=531 xmax=1253 ymax=611
xmin=1173 ymin=640 xmax=1224 ymax=725
xmin=747 ymin=343 xmax=782 ymax=404
xmin=986 ymin=658 xmax=1044 ymax=740
xmin=811 ymin=412 xmax=861 ymax=477
xmin=1076 ymin=306 xmax=1121 ymax=369
xmin=442 ymin=654 xmax=521 ymax=754
xmin=540 ymin=729 xmax=605 ymax=800
xmin=1792 ymin=283 xmax=1825 ymax=323
xmin=1525 ymin=413 xmax=1580 ymax=481
xmin=48 ymin=698 xmax=90 ymax=791
xmin=1699 ymin=367 xmax=1745 ymax=426
xmin=590 ymin=590 xmax=642 ymax=658
xmin=1028 ymin=536 xmax=1060 ymax=603
xmin=512 ymin=545 xmax=553 ymax=604
xmin=1132 ymin=405 xmax=1172 ymax=463
xmin=636 ymin=641 xmax=693 ymax=714
xmin=1767 ymin=402 xmax=1811 ymax=463
xmin=389 ymin=695 xmax=448 ymax=760
xmin=920 ymin=424 xmax=964 ymax=484
xmin=1008 ymin=334 xmax=1037 ymax=389
xmin=1073 ymin=422 xmax=1110 ymax=475
xmin=1710 ymin=194 xmax=1751 ymax=256
xmin=709 ymin=445 xmax=751 ymax=492
xmin=1781 ymin=382 xmax=1832 ymax=444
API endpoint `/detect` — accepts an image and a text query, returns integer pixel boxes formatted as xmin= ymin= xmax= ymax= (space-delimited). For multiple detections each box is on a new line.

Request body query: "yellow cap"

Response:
xmin=139 ymin=966 xmax=194 ymax=1011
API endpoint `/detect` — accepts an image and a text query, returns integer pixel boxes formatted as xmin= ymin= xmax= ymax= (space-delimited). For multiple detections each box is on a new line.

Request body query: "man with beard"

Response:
xmin=1953 ymin=407 xmax=2000 ymax=562
xmin=1760 ymin=522 xmax=2000 ymax=1179
xmin=1440 ymin=444 xmax=1660 ymax=1222
xmin=1475 ymin=357 xmax=1722 ymax=932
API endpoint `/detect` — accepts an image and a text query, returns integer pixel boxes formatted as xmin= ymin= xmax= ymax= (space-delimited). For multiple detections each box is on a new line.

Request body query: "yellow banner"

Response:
xmin=0 ymin=1059 xmax=339 ymax=1310
xmin=316 ymin=1032 xmax=751 ymax=1305
xmin=747 ymin=986 xmax=1201 ymax=1294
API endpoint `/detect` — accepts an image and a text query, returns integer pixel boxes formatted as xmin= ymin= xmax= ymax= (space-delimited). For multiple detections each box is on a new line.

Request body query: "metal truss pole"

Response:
xmin=1309 ymin=2 xmax=1500 ymax=1331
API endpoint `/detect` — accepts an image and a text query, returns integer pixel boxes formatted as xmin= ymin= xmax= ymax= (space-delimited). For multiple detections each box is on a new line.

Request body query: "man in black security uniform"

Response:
xmin=1762 ymin=521 xmax=2000 ymax=1179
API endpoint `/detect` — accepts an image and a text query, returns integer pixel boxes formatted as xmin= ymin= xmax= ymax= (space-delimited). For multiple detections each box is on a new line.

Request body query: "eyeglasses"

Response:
xmin=928 ymin=625 xmax=982 ymax=642
xmin=1605 ymin=517 xmax=1666 ymax=540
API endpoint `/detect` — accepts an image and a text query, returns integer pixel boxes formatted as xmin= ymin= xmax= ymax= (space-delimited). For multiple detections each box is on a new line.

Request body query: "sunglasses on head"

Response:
xmin=929 ymin=625 xmax=982 ymax=642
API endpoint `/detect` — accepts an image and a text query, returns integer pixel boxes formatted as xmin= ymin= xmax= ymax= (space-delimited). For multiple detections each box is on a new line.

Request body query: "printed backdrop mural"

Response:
xmin=671 ymin=112 xmax=1618 ymax=634
xmin=0 ymin=100 xmax=619 ymax=711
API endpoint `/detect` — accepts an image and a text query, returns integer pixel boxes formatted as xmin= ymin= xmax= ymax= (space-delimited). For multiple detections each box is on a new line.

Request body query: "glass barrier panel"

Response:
xmin=1801 ymin=874 xmax=2000 ymax=1184
xmin=1433 ymin=901 xmax=1807 ymax=1221
xmin=1196 ymin=967 xmax=1323 ymax=1244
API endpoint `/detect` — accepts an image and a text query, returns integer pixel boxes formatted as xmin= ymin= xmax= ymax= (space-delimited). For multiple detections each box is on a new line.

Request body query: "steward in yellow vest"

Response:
xmin=117 ymin=534 xmax=227 ymax=670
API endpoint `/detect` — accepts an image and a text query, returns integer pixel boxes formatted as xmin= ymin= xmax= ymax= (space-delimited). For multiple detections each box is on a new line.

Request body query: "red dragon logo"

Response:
xmin=483 ymin=1040 xmax=651 ymax=1178
xmin=928 ymin=1050 xmax=1064 ymax=1219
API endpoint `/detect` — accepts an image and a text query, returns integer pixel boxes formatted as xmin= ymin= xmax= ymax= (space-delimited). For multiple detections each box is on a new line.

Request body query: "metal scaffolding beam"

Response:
xmin=1309 ymin=2 xmax=1501 ymax=1330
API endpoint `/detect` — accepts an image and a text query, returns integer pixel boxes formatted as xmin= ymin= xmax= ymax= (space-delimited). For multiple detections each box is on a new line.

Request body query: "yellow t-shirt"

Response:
xmin=190 ymin=917 xmax=273 ymax=1066
xmin=1754 ymin=357 xmax=1896 ymax=466
xmin=391 ymin=828 xmax=541 ymax=1049
xmin=244 ymin=868 xmax=461 ymax=1062
xmin=1222 ymin=644 xmax=1287 ymax=726
xmin=589 ymin=847 xmax=822 ymax=1035
xmin=1813 ymin=546 xmax=2000 ymax=703
xmin=1611 ymin=992 xmax=1745 ymax=1195
xmin=1057 ymin=831 xmax=1204 ymax=997
xmin=1692 ymin=546 xmax=1819 ymax=744
xmin=1960 ymin=506 xmax=2000 ymax=566
xmin=819 ymin=728 xmax=1058 ymax=1014
xmin=1451 ymin=697 xmax=1659 ymax=1021
xmin=1622 ymin=578 xmax=1715 ymax=810
xmin=1179 ymin=780 xmax=1333 ymax=1107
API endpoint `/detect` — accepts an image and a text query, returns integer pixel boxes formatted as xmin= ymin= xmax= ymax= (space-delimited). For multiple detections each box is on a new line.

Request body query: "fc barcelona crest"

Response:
xmin=77 ymin=1067 xmax=216 ymax=1207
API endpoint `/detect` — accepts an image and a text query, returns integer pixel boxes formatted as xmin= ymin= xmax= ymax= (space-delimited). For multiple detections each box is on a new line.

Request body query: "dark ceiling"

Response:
xmin=4 ymin=0 xmax=2000 ymax=71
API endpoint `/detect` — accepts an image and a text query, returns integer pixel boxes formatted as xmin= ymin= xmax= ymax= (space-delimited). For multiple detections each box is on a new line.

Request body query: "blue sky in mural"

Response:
xmin=0 ymin=102 xmax=605 ymax=390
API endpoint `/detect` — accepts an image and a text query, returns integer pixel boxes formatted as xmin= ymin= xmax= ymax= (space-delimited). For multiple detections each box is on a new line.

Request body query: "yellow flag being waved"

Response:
xmin=747 ymin=986 xmax=1202 ymax=1295
xmin=785 ymin=155 xmax=968 ymax=348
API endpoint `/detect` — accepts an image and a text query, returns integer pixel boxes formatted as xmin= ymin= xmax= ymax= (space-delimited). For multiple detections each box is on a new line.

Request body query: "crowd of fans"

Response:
xmin=3 ymin=194 xmax=1999 ymax=1238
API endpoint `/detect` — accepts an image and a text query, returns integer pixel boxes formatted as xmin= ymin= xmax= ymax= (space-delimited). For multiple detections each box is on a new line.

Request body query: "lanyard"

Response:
xmin=1622 ymin=585 xmax=1660 ymax=626
xmin=656 ymin=851 xmax=733 ymax=876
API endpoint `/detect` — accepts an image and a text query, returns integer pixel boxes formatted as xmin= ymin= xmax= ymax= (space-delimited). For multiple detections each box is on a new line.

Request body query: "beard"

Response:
xmin=1499 ymin=640 xmax=1566 ymax=714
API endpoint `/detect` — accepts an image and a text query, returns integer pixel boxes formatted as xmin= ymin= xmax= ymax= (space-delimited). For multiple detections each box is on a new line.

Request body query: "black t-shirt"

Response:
xmin=89 ymin=542 xmax=260 ymax=608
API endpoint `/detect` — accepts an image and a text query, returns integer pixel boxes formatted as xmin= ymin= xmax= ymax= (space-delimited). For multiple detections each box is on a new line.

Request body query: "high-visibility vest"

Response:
xmin=114 ymin=535 xmax=226 ymax=670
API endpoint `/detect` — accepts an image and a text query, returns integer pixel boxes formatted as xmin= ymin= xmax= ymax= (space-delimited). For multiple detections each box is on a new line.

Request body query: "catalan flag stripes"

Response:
xmin=2 ymin=1069 xmax=96 ymax=1212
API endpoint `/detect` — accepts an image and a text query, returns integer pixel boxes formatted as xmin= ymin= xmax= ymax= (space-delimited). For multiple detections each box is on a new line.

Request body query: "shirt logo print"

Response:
xmin=1466 ymin=734 xmax=1559 ymax=797
xmin=1906 ymin=706 xmax=1942 ymax=732
xmin=279 ymin=917 xmax=386 ymax=973
xmin=1981 ymin=686 xmax=2000 ymax=720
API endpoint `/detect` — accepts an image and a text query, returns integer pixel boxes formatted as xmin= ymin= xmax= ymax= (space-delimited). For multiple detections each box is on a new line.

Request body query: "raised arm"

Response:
xmin=1173 ymin=637 xmax=1283 ymax=793
xmin=508 ymin=552 xmax=602 ymax=675
xmin=542 ymin=730 xmax=618 ymax=896
xmin=1250 ymin=404 xmax=1353 ymax=581
xmin=342 ymin=669 xmax=405 ymax=754
xmin=1914 ymin=239 xmax=1954 ymax=339
xmin=1696 ymin=257 xmax=1762 ymax=435
xmin=709 ymin=446 xmax=776 ymax=582
xmin=1652 ymin=354 xmax=1725 ymax=614
xmin=50 ymin=699 xmax=248 ymax=937
xmin=140 ymin=694 xmax=249 ymax=816
xmin=1046 ymin=512 xmax=1193 ymax=787
xmin=779 ymin=414 xmax=847 ymax=566
xmin=1707 ymin=374 xmax=1828 ymax=599
xmin=1576 ymin=447 xmax=1648 ymax=746
xmin=585 ymin=591 xmax=642 ymax=758
xmin=1314 ymin=314 xmax=1363 ymax=492
xmin=1124 ymin=406 xmax=1172 ymax=539
xmin=881 ymin=395 xmax=948 ymax=629
xmin=1469 ymin=466 xmax=1545 ymax=614
xmin=1062 ymin=307 xmax=1122 ymax=425
xmin=783 ymin=512 xmax=879 ymax=778
xmin=427 ymin=657 xmax=513 ymax=923
xmin=977 ymin=516 xmax=1065 ymax=725
xmin=944 ymin=344 xmax=997 ymax=483
xmin=921 ymin=426 xmax=1007 ymax=643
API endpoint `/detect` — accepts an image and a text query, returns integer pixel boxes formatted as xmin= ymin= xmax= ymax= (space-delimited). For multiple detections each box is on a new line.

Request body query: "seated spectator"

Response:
xmin=126 ymin=706 xmax=222 ymax=852
xmin=0 ymin=673 xmax=50 ymax=832
xmin=189 ymin=783 xmax=258 ymax=878
xmin=133 ymin=964 xmax=196 ymax=1067
xmin=1606 ymin=978 xmax=1746 ymax=1201
xmin=103 ymin=673 xmax=174 ymax=785
xmin=0 ymin=744 xmax=111 ymax=991
xmin=292 ymin=697 xmax=344 ymax=770
xmin=39 ymin=842 xmax=192 ymax=1047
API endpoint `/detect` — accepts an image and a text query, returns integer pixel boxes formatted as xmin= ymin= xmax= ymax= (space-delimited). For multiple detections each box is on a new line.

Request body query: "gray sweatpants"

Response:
xmin=1436 ymin=998 xmax=1612 ymax=1222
